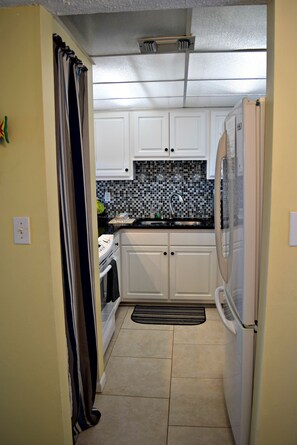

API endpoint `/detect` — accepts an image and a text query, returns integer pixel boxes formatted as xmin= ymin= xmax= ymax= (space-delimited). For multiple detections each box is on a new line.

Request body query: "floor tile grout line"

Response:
xmin=98 ymin=393 xmax=170 ymax=401
xmin=110 ymin=355 xmax=172 ymax=360
xmin=171 ymin=376 xmax=224 ymax=381
xmin=166 ymin=324 xmax=175 ymax=445
xmin=168 ymin=424 xmax=233 ymax=428
xmin=168 ymin=423 xmax=233 ymax=428
xmin=121 ymin=327 xmax=173 ymax=332
xmin=173 ymin=342 xmax=226 ymax=346
xmin=107 ymin=355 xmax=172 ymax=361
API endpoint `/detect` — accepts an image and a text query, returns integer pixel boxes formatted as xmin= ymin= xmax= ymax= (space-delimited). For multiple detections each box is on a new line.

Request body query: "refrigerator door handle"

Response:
xmin=215 ymin=286 xmax=236 ymax=335
xmin=214 ymin=131 xmax=228 ymax=283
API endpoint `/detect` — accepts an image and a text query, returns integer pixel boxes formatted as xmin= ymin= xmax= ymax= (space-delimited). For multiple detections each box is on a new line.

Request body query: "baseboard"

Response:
xmin=96 ymin=371 xmax=106 ymax=393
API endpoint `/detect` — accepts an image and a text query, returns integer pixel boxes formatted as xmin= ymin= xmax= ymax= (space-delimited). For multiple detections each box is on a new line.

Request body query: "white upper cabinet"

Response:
xmin=169 ymin=110 xmax=208 ymax=158
xmin=94 ymin=108 xmax=231 ymax=178
xmin=132 ymin=109 xmax=208 ymax=159
xmin=207 ymin=109 xmax=231 ymax=179
xmin=94 ymin=111 xmax=132 ymax=180
xmin=131 ymin=110 xmax=169 ymax=158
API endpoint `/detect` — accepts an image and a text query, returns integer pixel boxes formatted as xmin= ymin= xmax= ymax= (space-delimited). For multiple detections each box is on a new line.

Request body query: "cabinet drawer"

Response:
xmin=170 ymin=231 xmax=215 ymax=246
xmin=121 ymin=230 xmax=168 ymax=246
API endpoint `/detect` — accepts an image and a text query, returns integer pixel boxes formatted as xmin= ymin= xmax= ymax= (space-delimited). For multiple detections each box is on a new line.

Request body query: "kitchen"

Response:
xmin=0 ymin=0 xmax=294 ymax=444
xmin=65 ymin=5 xmax=266 ymax=444
xmin=57 ymin=2 xmax=294 ymax=443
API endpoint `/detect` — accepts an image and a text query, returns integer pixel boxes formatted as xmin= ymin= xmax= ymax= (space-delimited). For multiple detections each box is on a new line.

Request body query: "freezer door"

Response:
xmin=215 ymin=287 xmax=255 ymax=445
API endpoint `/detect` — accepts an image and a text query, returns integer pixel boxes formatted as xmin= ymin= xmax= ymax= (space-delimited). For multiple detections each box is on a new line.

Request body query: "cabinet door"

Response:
xmin=132 ymin=111 xmax=169 ymax=158
xmin=169 ymin=110 xmax=208 ymax=158
xmin=121 ymin=245 xmax=169 ymax=301
xmin=207 ymin=109 xmax=230 ymax=179
xmin=169 ymin=246 xmax=217 ymax=301
xmin=94 ymin=112 xmax=132 ymax=179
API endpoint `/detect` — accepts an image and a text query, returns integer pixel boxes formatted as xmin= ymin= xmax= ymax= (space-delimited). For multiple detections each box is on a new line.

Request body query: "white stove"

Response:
xmin=98 ymin=234 xmax=114 ymax=274
xmin=98 ymin=233 xmax=120 ymax=357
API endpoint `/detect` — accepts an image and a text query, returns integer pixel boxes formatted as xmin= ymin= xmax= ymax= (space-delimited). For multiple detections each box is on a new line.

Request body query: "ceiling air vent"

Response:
xmin=138 ymin=35 xmax=195 ymax=54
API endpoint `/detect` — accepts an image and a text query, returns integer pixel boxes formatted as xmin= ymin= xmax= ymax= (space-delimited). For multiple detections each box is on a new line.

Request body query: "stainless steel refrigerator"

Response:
xmin=214 ymin=98 xmax=265 ymax=445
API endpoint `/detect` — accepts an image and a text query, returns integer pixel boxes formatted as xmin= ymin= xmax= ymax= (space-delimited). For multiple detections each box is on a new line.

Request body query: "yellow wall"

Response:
xmin=251 ymin=0 xmax=297 ymax=443
xmin=0 ymin=6 xmax=103 ymax=444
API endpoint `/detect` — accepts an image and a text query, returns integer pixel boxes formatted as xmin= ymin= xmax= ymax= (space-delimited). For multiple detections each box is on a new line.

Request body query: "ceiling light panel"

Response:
xmin=188 ymin=52 xmax=266 ymax=80
xmin=93 ymin=97 xmax=184 ymax=111
xmin=93 ymin=54 xmax=185 ymax=83
xmin=185 ymin=96 xmax=254 ymax=108
xmin=191 ymin=6 xmax=267 ymax=51
xmin=93 ymin=81 xmax=184 ymax=100
xmin=187 ymin=79 xmax=266 ymax=96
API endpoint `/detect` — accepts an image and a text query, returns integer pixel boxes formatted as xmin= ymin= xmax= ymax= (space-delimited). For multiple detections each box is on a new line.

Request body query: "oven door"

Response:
xmin=100 ymin=263 xmax=112 ymax=310
xmin=99 ymin=255 xmax=121 ymax=355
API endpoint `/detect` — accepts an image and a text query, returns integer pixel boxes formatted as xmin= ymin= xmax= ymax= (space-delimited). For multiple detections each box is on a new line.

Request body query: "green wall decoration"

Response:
xmin=0 ymin=116 xmax=10 ymax=143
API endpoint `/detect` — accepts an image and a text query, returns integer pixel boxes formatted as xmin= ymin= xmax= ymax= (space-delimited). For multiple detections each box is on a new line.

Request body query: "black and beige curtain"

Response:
xmin=53 ymin=34 xmax=100 ymax=441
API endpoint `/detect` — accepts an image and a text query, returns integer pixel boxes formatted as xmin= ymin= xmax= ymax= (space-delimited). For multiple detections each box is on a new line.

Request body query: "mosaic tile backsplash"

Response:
xmin=96 ymin=161 xmax=215 ymax=220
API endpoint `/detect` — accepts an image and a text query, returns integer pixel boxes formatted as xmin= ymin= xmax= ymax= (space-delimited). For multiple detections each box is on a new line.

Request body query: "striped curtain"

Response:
xmin=53 ymin=35 xmax=100 ymax=442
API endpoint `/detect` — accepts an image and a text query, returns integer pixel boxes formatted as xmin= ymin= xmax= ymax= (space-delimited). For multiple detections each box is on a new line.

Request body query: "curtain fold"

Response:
xmin=53 ymin=34 xmax=100 ymax=442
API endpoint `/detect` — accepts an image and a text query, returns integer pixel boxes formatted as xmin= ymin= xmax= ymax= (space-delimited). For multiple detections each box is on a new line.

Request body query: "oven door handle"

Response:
xmin=99 ymin=264 xmax=112 ymax=280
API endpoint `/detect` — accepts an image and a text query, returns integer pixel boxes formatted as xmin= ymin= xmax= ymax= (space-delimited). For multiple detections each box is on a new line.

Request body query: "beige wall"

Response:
xmin=251 ymin=0 xmax=297 ymax=443
xmin=0 ymin=6 xmax=102 ymax=444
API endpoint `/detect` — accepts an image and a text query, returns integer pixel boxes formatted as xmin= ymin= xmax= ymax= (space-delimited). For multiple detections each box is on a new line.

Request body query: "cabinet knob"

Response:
xmin=115 ymin=242 xmax=119 ymax=246
xmin=171 ymin=252 xmax=175 ymax=255
xmin=163 ymin=252 xmax=167 ymax=256
xmin=125 ymin=168 xmax=129 ymax=172
xmin=170 ymin=148 xmax=174 ymax=152
xmin=164 ymin=148 xmax=168 ymax=152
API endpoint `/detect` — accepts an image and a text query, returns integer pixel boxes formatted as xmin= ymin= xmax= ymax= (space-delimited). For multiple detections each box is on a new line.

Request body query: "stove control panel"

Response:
xmin=98 ymin=234 xmax=114 ymax=262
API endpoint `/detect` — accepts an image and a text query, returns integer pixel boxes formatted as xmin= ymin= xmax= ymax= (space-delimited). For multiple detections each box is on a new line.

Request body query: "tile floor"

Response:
xmin=77 ymin=305 xmax=235 ymax=445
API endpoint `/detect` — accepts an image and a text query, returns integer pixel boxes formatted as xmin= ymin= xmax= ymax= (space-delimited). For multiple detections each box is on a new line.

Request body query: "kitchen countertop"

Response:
xmin=98 ymin=216 xmax=215 ymax=236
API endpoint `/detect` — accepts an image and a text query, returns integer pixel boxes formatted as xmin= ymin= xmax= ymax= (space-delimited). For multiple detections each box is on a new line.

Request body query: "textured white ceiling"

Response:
xmin=62 ymin=9 xmax=188 ymax=56
xmin=82 ymin=5 xmax=266 ymax=110
xmin=1 ymin=0 xmax=267 ymax=109
xmin=0 ymin=0 xmax=267 ymax=16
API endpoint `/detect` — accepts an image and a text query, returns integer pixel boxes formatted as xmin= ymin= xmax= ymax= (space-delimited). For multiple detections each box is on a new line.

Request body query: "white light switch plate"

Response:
xmin=289 ymin=212 xmax=297 ymax=246
xmin=13 ymin=216 xmax=31 ymax=244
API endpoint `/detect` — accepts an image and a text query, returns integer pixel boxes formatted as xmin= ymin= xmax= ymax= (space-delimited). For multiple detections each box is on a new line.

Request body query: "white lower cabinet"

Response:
xmin=122 ymin=245 xmax=169 ymax=300
xmin=169 ymin=246 xmax=217 ymax=301
xmin=121 ymin=230 xmax=217 ymax=303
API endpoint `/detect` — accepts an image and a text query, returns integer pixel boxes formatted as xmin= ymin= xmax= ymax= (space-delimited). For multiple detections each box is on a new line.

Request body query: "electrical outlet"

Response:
xmin=13 ymin=217 xmax=31 ymax=244
xmin=104 ymin=191 xmax=111 ymax=202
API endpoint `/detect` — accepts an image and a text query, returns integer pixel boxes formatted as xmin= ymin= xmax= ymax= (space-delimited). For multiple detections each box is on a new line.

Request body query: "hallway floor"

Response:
xmin=77 ymin=305 xmax=235 ymax=445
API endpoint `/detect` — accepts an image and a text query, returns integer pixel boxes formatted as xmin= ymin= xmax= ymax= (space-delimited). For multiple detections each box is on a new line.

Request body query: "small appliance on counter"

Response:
xmin=109 ymin=212 xmax=135 ymax=225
